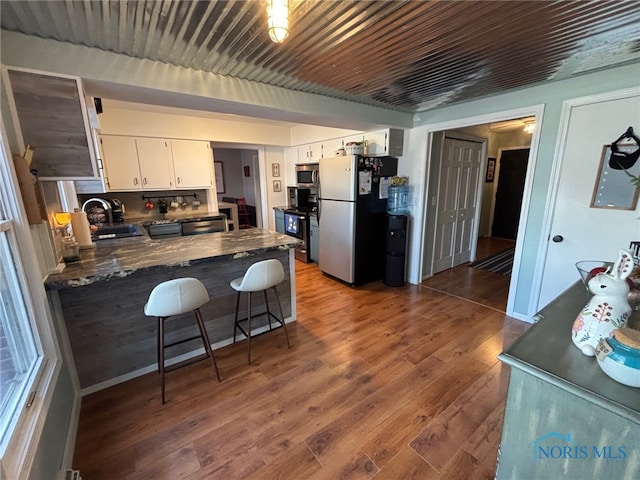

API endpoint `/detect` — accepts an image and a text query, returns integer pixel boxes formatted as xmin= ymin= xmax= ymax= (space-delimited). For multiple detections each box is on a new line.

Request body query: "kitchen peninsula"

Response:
xmin=45 ymin=228 xmax=300 ymax=392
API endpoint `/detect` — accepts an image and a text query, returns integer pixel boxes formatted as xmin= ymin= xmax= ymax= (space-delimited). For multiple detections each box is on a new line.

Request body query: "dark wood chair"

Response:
xmin=236 ymin=197 xmax=252 ymax=229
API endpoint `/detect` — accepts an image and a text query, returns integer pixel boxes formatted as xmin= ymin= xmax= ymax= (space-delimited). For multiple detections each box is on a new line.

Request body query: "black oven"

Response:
xmin=284 ymin=211 xmax=310 ymax=263
xmin=285 ymin=212 xmax=303 ymax=238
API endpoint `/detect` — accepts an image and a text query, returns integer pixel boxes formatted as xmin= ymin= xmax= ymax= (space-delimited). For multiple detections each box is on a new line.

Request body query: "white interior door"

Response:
xmin=433 ymin=138 xmax=459 ymax=273
xmin=433 ymin=138 xmax=483 ymax=273
xmin=453 ymin=140 xmax=483 ymax=265
xmin=538 ymin=89 xmax=640 ymax=309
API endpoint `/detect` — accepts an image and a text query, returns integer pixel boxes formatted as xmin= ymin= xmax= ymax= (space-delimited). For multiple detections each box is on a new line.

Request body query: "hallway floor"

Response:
xmin=421 ymin=237 xmax=515 ymax=312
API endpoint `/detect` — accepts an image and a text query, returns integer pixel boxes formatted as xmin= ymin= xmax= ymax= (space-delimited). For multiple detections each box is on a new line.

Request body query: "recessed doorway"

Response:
xmin=421 ymin=113 xmax=538 ymax=313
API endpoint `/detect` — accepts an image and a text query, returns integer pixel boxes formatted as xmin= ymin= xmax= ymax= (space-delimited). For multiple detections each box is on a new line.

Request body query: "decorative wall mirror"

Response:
xmin=590 ymin=143 xmax=640 ymax=210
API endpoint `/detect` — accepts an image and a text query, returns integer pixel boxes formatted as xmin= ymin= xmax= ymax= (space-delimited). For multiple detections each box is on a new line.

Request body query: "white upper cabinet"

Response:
xmin=284 ymin=147 xmax=298 ymax=186
xmin=365 ymin=128 xmax=404 ymax=156
xmin=100 ymin=135 xmax=142 ymax=191
xmin=171 ymin=140 xmax=213 ymax=189
xmin=136 ymin=138 xmax=174 ymax=190
xmin=322 ymin=138 xmax=344 ymax=158
xmin=365 ymin=130 xmax=387 ymax=156
xmin=297 ymin=142 xmax=322 ymax=163
xmin=342 ymin=133 xmax=366 ymax=147
xmin=100 ymin=136 xmax=214 ymax=191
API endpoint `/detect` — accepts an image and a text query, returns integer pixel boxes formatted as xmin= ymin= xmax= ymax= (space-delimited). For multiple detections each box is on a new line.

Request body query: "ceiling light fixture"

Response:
xmin=267 ymin=0 xmax=289 ymax=43
xmin=523 ymin=120 xmax=536 ymax=134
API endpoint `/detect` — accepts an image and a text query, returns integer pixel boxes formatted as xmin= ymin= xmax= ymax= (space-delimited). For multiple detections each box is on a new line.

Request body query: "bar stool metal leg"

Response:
xmin=264 ymin=290 xmax=273 ymax=330
xmin=158 ymin=316 xmax=166 ymax=404
xmin=246 ymin=292 xmax=253 ymax=364
xmin=233 ymin=292 xmax=241 ymax=344
xmin=194 ymin=308 xmax=221 ymax=381
xmin=272 ymin=286 xmax=291 ymax=349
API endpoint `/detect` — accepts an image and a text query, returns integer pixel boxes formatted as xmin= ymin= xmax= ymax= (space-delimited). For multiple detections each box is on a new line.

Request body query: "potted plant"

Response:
xmin=156 ymin=198 xmax=168 ymax=214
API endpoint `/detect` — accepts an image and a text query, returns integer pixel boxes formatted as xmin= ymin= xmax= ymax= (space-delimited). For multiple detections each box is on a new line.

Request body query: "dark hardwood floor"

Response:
xmin=73 ymin=251 xmax=529 ymax=479
xmin=422 ymin=237 xmax=515 ymax=312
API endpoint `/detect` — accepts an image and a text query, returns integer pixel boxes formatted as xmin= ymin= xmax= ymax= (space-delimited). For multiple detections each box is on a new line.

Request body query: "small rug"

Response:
xmin=471 ymin=248 xmax=515 ymax=275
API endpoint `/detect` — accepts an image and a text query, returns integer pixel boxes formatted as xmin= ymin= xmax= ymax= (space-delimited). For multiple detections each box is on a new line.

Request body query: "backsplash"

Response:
xmin=78 ymin=189 xmax=210 ymax=221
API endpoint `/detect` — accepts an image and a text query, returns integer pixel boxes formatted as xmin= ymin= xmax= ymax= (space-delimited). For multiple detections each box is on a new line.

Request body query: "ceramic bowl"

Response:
xmin=596 ymin=335 xmax=640 ymax=388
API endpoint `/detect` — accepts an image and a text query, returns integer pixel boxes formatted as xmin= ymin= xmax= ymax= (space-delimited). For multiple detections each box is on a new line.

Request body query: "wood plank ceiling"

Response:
xmin=2 ymin=0 xmax=640 ymax=113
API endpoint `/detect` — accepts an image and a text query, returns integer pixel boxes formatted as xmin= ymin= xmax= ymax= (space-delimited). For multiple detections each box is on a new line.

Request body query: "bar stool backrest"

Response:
xmin=144 ymin=277 xmax=209 ymax=317
xmin=236 ymin=259 xmax=284 ymax=292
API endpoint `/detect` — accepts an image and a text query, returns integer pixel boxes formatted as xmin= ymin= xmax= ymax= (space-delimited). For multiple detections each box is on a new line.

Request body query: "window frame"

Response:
xmin=0 ymin=121 xmax=61 ymax=479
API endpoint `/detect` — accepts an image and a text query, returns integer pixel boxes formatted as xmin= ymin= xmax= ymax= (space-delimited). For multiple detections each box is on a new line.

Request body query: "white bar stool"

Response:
xmin=230 ymin=259 xmax=291 ymax=364
xmin=144 ymin=277 xmax=221 ymax=404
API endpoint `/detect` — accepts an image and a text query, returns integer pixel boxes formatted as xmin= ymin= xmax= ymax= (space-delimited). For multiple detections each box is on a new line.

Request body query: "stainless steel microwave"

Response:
xmin=295 ymin=163 xmax=319 ymax=187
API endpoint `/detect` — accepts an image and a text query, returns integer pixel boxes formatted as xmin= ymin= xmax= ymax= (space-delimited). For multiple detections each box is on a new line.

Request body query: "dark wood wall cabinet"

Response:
xmin=4 ymin=67 xmax=99 ymax=180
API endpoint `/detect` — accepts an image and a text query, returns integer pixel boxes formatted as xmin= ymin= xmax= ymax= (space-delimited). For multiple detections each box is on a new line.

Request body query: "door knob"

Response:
xmin=552 ymin=235 xmax=564 ymax=243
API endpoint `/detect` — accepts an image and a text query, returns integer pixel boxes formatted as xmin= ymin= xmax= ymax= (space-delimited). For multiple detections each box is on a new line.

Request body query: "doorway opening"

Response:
xmin=420 ymin=111 xmax=540 ymax=315
xmin=211 ymin=146 xmax=263 ymax=230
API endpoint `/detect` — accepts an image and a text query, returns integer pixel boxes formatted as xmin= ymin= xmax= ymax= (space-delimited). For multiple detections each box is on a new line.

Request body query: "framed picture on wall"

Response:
xmin=272 ymin=163 xmax=280 ymax=177
xmin=485 ymin=157 xmax=496 ymax=182
xmin=214 ymin=162 xmax=225 ymax=193
xmin=273 ymin=180 xmax=282 ymax=192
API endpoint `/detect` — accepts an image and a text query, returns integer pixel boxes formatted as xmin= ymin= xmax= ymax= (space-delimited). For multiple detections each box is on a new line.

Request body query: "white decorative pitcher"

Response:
xmin=572 ymin=250 xmax=633 ymax=356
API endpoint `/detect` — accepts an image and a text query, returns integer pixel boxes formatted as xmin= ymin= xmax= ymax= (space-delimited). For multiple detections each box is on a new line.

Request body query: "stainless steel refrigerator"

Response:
xmin=318 ymin=155 xmax=398 ymax=286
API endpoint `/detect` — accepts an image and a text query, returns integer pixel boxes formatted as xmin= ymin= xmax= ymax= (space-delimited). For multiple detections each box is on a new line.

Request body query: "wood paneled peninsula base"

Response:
xmin=497 ymin=283 xmax=639 ymax=480
xmin=45 ymin=229 xmax=300 ymax=393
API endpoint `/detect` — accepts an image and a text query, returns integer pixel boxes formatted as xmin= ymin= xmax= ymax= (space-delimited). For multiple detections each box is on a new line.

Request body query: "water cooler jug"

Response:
xmin=384 ymin=214 xmax=408 ymax=287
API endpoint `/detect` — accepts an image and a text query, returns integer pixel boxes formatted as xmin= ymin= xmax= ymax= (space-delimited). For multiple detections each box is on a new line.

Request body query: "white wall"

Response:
xmin=537 ymin=88 xmax=640 ymax=309
xmin=264 ymin=147 xmax=287 ymax=231
xmin=98 ymin=101 xmax=292 ymax=146
xmin=214 ymin=149 xmax=245 ymax=199
xmin=290 ymin=124 xmax=364 ymax=145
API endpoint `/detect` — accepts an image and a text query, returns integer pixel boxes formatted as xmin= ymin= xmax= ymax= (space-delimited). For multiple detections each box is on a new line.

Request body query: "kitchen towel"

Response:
xmin=70 ymin=210 xmax=94 ymax=248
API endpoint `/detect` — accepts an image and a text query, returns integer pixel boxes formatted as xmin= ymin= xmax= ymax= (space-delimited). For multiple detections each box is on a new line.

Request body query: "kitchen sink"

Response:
xmin=92 ymin=223 xmax=146 ymax=240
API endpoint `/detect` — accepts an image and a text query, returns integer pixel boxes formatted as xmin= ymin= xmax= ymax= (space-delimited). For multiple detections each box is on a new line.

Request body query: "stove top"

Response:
xmin=287 ymin=205 xmax=317 ymax=213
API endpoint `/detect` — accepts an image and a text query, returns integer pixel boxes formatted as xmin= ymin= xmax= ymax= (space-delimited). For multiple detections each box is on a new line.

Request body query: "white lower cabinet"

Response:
xmin=274 ymin=208 xmax=285 ymax=234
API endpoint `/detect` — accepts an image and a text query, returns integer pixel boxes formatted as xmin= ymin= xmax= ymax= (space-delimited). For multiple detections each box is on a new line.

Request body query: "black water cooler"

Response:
xmin=384 ymin=214 xmax=408 ymax=287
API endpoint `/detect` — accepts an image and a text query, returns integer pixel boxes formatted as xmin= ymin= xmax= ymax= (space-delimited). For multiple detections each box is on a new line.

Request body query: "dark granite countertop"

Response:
xmin=498 ymin=282 xmax=640 ymax=422
xmin=45 ymin=229 xmax=299 ymax=290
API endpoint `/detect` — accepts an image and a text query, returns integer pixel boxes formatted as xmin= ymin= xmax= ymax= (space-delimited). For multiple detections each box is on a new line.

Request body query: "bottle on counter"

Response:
xmin=61 ymin=236 xmax=81 ymax=263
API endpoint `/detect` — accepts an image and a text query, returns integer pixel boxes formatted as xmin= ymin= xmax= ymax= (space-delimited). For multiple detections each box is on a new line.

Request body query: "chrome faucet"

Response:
xmin=81 ymin=197 xmax=113 ymax=224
